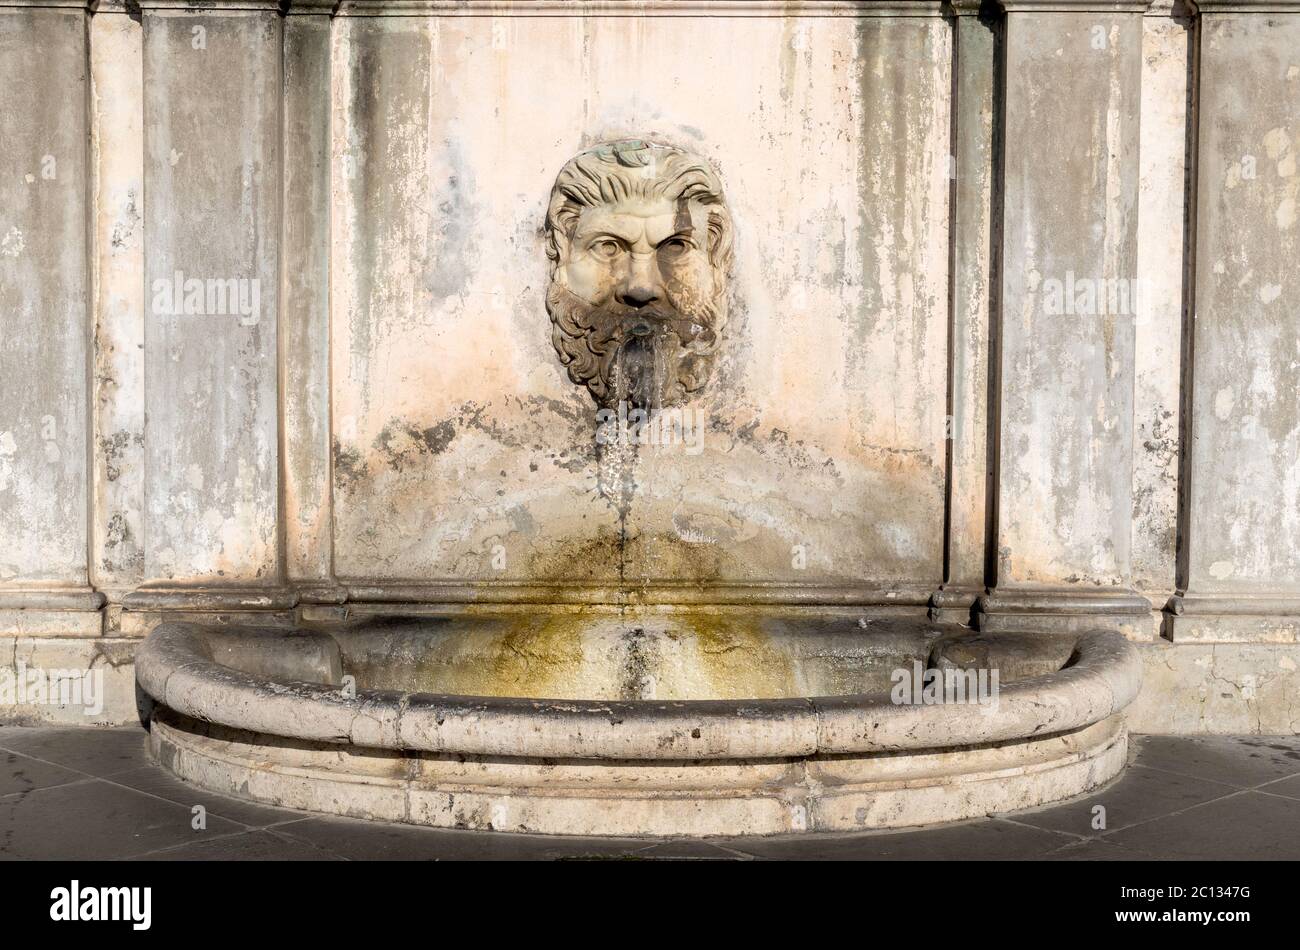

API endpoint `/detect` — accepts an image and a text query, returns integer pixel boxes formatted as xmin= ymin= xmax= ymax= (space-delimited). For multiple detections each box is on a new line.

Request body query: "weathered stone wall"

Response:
xmin=326 ymin=8 xmax=951 ymax=600
xmin=0 ymin=0 xmax=1296 ymax=731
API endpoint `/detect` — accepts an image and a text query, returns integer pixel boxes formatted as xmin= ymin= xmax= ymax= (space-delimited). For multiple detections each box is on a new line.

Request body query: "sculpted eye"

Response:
xmin=589 ymin=239 xmax=623 ymax=259
xmin=659 ymin=237 xmax=693 ymax=258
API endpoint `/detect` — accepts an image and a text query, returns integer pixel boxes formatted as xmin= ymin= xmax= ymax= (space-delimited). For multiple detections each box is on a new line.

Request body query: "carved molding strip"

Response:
xmin=132 ymin=1 xmax=284 ymax=9
xmin=1188 ymin=0 xmax=1300 ymax=11
xmin=342 ymin=581 xmax=939 ymax=606
xmin=4 ymin=0 xmax=955 ymax=16
xmin=997 ymin=0 xmax=1154 ymax=11
xmin=0 ymin=1 xmax=92 ymax=9
xmin=334 ymin=1 xmax=949 ymax=17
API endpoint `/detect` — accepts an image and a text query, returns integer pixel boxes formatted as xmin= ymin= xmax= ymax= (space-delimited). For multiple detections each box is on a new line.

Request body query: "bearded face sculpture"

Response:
xmin=544 ymin=140 xmax=733 ymax=412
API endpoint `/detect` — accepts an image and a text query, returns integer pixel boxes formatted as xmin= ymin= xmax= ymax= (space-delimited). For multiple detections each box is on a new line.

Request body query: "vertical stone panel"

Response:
xmin=1132 ymin=0 xmax=1191 ymax=616
xmin=0 ymin=3 xmax=101 ymax=631
xmin=135 ymin=3 xmax=282 ymax=597
xmin=983 ymin=0 xmax=1152 ymax=635
xmin=1172 ymin=1 xmax=1300 ymax=642
xmin=90 ymin=4 xmax=147 ymax=605
xmin=846 ymin=9 xmax=952 ymax=596
xmin=935 ymin=0 xmax=996 ymax=622
xmin=282 ymin=2 xmax=337 ymax=600
xmin=328 ymin=6 xmax=950 ymax=603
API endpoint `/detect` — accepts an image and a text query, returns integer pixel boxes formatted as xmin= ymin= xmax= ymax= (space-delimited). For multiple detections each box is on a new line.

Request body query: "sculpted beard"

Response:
xmin=546 ymin=281 xmax=723 ymax=411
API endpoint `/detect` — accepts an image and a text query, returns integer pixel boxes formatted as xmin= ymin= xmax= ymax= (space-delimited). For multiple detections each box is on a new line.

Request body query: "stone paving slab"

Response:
xmin=1130 ymin=734 xmax=1300 ymax=788
xmin=1261 ymin=773 xmax=1300 ymax=801
xmin=1041 ymin=838 xmax=1168 ymax=862
xmin=1007 ymin=762 xmax=1240 ymax=836
xmin=0 ymin=780 xmax=245 ymax=861
xmin=0 ymin=726 xmax=150 ymax=779
xmin=0 ymin=750 xmax=88 ymax=798
xmin=107 ymin=765 xmax=313 ymax=830
xmin=273 ymin=817 xmax=661 ymax=862
xmin=1103 ymin=790 xmax=1300 ymax=861
xmin=1 ymin=726 xmax=1298 ymax=860
xmin=716 ymin=814 xmax=1078 ymax=861
xmin=126 ymin=829 xmax=346 ymax=862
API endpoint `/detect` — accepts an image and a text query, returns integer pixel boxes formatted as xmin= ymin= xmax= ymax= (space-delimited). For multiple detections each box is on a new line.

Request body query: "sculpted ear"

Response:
xmin=549 ymin=226 xmax=572 ymax=266
xmin=546 ymin=204 xmax=581 ymax=270
xmin=707 ymin=209 xmax=732 ymax=268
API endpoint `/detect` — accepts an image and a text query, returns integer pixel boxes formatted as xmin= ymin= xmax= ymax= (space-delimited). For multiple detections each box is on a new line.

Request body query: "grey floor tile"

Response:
xmin=0 ymin=749 xmax=89 ymax=797
xmin=275 ymin=816 xmax=653 ymax=861
xmin=1259 ymin=773 xmax=1300 ymax=802
xmin=0 ymin=778 xmax=244 ymax=860
xmin=128 ymin=829 xmax=345 ymax=861
xmin=106 ymin=765 xmax=311 ymax=829
xmin=1105 ymin=790 xmax=1300 ymax=860
xmin=0 ymin=726 xmax=149 ymax=779
xmin=1008 ymin=763 xmax=1239 ymax=836
xmin=1131 ymin=735 xmax=1300 ymax=789
xmin=1043 ymin=838 xmax=1166 ymax=861
xmin=622 ymin=840 xmax=749 ymax=860
xmin=720 ymin=818 xmax=1076 ymax=860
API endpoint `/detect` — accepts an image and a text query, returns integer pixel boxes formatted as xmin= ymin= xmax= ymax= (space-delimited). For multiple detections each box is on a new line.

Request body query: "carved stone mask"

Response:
xmin=544 ymin=140 xmax=733 ymax=412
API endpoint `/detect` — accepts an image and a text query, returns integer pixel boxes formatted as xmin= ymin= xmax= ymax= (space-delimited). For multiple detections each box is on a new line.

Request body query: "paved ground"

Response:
xmin=1 ymin=725 xmax=1298 ymax=860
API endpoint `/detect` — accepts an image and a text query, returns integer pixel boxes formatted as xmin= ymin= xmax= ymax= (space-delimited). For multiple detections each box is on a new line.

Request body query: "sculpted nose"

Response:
xmin=617 ymin=259 xmax=662 ymax=308
xmin=618 ymin=284 xmax=660 ymax=308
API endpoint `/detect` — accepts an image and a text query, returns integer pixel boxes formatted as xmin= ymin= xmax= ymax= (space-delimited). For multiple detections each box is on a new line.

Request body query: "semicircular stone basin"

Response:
xmin=136 ymin=608 xmax=1142 ymax=837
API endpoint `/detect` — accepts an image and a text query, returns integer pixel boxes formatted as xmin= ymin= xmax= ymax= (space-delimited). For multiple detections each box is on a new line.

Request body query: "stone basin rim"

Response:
xmin=136 ymin=621 xmax=1143 ymax=761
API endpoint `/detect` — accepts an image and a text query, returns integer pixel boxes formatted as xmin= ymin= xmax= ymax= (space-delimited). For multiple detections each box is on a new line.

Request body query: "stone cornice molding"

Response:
xmin=131 ymin=1 xmax=283 ymax=9
xmin=16 ymin=0 xmax=1300 ymax=16
xmin=1142 ymin=0 xmax=1197 ymax=17
xmin=997 ymin=0 xmax=1153 ymax=11
xmin=1186 ymin=0 xmax=1300 ymax=11
xmin=0 ymin=1 xmax=92 ymax=10
xmin=21 ymin=0 xmax=1008 ymax=13
xmin=285 ymin=0 xmax=336 ymax=12
xmin=334 ymin=1 xmax=949 ymax=16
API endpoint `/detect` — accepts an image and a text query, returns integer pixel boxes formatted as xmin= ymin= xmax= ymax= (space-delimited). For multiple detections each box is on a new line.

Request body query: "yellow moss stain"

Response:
xmin=409 ymin=612 xmax=591 ymax=699
xmin=525 ymin=531 xmax=740 ymax=587
xmin=391 ymin=608 xmax=803 ymax=701
xmin=678 ymin=612 xmax=796 ymax=700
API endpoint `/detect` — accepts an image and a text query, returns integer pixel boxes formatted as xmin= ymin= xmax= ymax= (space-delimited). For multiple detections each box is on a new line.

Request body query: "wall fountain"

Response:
xmin=136 ymin=137 xmax=1140 ymax=836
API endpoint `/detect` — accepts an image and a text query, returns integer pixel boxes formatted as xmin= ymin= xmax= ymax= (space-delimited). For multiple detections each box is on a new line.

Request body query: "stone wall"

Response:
xmin=0 ymin=0 xmax=1296 ymax=732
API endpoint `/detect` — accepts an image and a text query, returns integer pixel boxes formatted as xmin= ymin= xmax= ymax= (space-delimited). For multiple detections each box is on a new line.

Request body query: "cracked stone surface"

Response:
xmin=1 ymin=725 xmax=1297 ymax=860
xmin=1128 ymin=643 xmax=1300 ymax=734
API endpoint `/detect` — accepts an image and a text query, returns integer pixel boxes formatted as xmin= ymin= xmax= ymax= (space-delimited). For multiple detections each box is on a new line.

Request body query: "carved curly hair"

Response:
xmin=544 ymin=139 xmax=733 ymax=276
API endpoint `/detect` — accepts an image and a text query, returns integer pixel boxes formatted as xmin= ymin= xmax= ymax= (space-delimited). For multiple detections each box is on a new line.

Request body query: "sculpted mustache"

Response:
xmin=620 ymin=311 xmax=717 ymax=349
xmin=549 ymin=293 xmax=719 ymax=353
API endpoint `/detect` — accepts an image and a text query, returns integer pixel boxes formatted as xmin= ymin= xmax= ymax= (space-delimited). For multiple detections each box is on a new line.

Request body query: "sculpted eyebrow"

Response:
xmin=583 ymin=231 xmax=631 ymax=245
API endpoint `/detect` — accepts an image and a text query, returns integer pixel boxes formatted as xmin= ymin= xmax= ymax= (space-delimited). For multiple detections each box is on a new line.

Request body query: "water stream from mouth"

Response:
xmin=599 ymin=324 xmax=675 ymax=600
xmin=613 ymin=325 xmax=665 ymax=414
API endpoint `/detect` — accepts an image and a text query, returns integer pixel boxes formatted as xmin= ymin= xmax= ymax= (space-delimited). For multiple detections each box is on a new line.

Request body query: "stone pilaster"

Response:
xmin=0 ymin=1 xmax=104 ymax=636
xmin=281 ymin=1 xmax=343 ymax=606
xmin=1169 ymin=0 xmax=1300 ymax=642
xmin=980 ymin=0 xmax=1153 ymax=636
xmin=89 ymin=3 xmax=147 ymax=627
xmin=124 ymin=0 xmax=289 ymax=614
xmin=933 ymin=0 xmax=997 ymax=624
xmin=1130 ymin=0 xmax=1192 ymax=629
